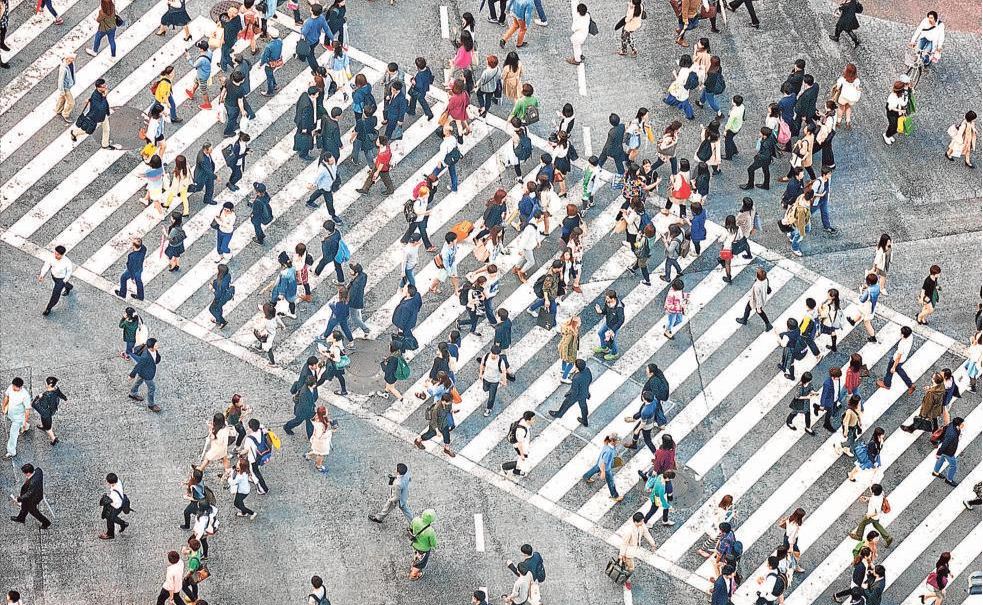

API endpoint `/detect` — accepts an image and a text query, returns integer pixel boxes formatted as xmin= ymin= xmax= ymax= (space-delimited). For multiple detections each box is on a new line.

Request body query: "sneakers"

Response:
xmin=199 ymin=102 xmax=213 ymax=110
xmin=534 ymin=18 xmax=548 ymax=26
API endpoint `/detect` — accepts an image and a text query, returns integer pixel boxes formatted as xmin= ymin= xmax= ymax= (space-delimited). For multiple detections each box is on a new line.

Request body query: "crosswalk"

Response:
xmin=1 ymin=13 xmax=978 ymax=602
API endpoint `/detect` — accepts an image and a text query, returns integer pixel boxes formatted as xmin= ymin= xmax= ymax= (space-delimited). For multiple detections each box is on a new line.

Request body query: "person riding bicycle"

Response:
xmin=909 ymin=11 xmax=945 ymax=66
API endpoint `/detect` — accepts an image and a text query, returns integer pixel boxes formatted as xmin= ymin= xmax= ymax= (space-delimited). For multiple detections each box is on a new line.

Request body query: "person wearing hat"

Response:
xmin=128 ymin=337 xmax=162 ymax=412
xmin=259 ymin=28 xmax=283 ymax=97
xmin=225 ymin=131 xmax=251 ymax=191
xmin=294 ymin=86 xmax=318 ymax=161
xmin=318 ymin=106 xmax=344 ymax=161
xmin=54 ymin=53 xmax=76 ymax=123
xmin=185 ymin=40 xmax=213 ymax=110
xmin=884 ymin=79 xmax=909 ymax=145
xmin=248 ymin=182 xmax=273 ymax=244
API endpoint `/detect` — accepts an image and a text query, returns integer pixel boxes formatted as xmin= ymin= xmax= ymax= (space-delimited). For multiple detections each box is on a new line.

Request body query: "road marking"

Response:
xmin=624 ymin=585 xmax=633 ymax=605
xmin=582 ymin=126 xmax=592 ymax=157
xmin=440 ymin=5 xmax=450 ymax=39
xmin=1 ymin=0 xmax=85 ymax=62
xmin=0 ymin=0 xmax=138 ymax=119
xmin=0 ymin=0 xmax=170 ymax=164
xmin=778 ymin=405 xmax=982 ymax=605
xmin=728 ymin=343 xmax=963 ymax=594
xmin=898 ymin=524 xmax=981 ymax=605
xmin=0 ymin=21 xmax=206 ymax=215
xmin=474 ymin=513 xmax=485 ymax=552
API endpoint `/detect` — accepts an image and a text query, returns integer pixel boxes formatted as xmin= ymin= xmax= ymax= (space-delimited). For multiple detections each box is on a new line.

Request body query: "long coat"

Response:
xmin=835 ymin=0 xmax=863 ymax=32
xmin=293 ymin=95 xmax=316 ymax=155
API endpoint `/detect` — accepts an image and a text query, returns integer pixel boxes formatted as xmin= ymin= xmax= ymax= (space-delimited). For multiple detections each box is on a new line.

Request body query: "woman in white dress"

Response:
xmin=306 ymin=405 xmax=335 ymax=472
xmin=198 ymin=412 xmax=235 ymax=478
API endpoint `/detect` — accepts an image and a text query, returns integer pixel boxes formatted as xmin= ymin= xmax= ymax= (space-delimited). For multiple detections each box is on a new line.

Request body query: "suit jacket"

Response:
xmin=194 ymin=151 xmax=216 ymax=184
xmin=129 ymin=345 xmax=161 ymax=380
xmin=294 ymin=95 xmax=316 ymax=132
xmin=566 ymin=367 xmax=593 ymax=402
xmin=318 ymin=116 xmax=342 ymax=158
xmin=603 ymin=124 xmax=626 ymax=156
xmin=222 ymin=16 xmax=243 ymax=47
xmin=320 ymin=231 xmax=341 ymax=266
xmin=711 ymin=575 xmax=735 ymax=605
xmin=795 ymin=84 xmax=819 ymax=118
xmin=19 ymin=470 xmax=44 ymax=505
xmin=125 ymin=245 xmax=147 ymax=274
xmin=250 ymin=192 xmax=272 ymax=224
xmin=294 ymin=386 xmax=318 ymax=419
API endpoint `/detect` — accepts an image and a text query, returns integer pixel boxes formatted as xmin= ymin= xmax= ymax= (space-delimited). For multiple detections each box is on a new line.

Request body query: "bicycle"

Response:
xmin=904 ymin=47 xmax=935 ymax=90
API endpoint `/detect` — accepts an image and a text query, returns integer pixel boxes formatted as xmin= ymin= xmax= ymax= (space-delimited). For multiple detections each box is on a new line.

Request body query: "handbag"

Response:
xmin=911 ymin=416 xmax=934 ymax=432
xmin=433 ymin=254 xmax=445 ymax=269
xmin=929 ymin=426 xmax=945 ymax=444
xmin=75 ymin=113 xmax=97 ymax=135
xmin=830 ymin=83 xmax=842 ymax=104
xmin=605 ymin=557 xmax=633 ymax=584
xmin=536 ymin=307 xmax=554 ymax=330
xmin=115 ymin=14 xmax=124 ymax=26
xmin=880 ymin=497 xmax=891 ymax=514
xmin=613 ymin=218 xmax=628 ymax=233
xmin=588 ymin=17 xmax=599 ymax=35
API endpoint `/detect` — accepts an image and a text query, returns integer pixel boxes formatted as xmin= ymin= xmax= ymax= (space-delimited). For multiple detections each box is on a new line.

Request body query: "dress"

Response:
xmin=202 ymin=425 xmax=234 ymax=462
xmin=502 ymin=64 xmax=523 ymax=102
xmin=310 ymin=421 xmax=333 ymax=455
xmin=161 ymin=0 xmax=192 ymax=26
xmin=165 ymin=226 xmax=186 ymax=259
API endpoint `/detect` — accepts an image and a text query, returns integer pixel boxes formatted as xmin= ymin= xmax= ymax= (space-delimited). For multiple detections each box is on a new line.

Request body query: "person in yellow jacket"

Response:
xmin=785 ymin=189 xmax=813 ymax=257
xmin=149 ymin=66 xmax=183 ymax=124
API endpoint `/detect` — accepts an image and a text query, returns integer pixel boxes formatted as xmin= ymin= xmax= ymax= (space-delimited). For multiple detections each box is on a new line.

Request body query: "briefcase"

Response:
xmin=911 ymin=416 xmax=935 ymax=432
xmin=75 ymin=113 xmax=97 ymax=135
xmin=605 ymin=557 xmax=633 ymax=584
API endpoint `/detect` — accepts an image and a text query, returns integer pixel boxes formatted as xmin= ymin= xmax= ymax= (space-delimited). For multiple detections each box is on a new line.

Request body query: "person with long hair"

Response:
xmin=870 ymin=234 xmax=892 ymax=295
xmin=198 ymin=413 xmax=234 ymax=477
xmin=698 ymin=495 xmax=735 ymax=557
xmin=818 ymin=288 xmax=842 ymax=352
xmin=718 ymin=214 xmax=738 ymax=283
xmin=306 ymin=405 xmax=335 ymax=472
xmin=164 ymin=155 xmax=192 ymax=217
xmin=228 ymin=456 xmax=257 ymax=518
xmin=163 ymin=212 xmax=186 ymax=272
xmin=782 ymin=507 xmax=806 ymax=573
xmin=917 ymin=553 xmax=952 ymax=605
xmin=834 ymin=63 xmax=862 ymax=127
xmin=617 ymin=0 xmax=643 ymax=57
xmin=88 ymin=0 xmax=119 ymax=57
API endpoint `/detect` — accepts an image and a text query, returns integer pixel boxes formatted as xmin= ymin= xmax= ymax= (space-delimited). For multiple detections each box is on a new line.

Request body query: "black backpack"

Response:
xmin=769 ymin=572 xmax=788 ymax=597
xmin=114 ymin=489 xmax=132 ymax=514
xmin=458 ymin=280 xmax=472 ymax=306
xmin=507 ymin=420 xmax=522 ymax=444
xmin=696 ymin=139 xmax=712 ymax=162
xmin=533 ymin=275 xmax=547 ymax=298
xmin=403 ymin=199 xmax=416 ymax=223
xmin=684 ymin=71 xmax=700 ymax=90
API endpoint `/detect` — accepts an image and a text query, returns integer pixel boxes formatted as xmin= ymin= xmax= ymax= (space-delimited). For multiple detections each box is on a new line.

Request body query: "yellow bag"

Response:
xmin=645 ymin=124 xmax=655 ymax=144
xmin=267 ymin=430 xmax=282 ymax=450
xmin=141 ymin=143 xmax=158 ymax=160
xmin=897 ymin=116 xmax=906 ymax=134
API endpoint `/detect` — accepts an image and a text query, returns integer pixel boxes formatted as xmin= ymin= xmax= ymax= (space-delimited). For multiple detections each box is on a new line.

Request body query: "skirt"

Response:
xmin=161 ymin=6 xmax=191 ymax=26
xmin=165 ymin=243 xmax=185 ymax=258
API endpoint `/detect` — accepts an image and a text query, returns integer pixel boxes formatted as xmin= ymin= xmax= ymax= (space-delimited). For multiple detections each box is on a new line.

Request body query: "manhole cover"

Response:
xmin=106 ymin=105 xmax=148 ymax=152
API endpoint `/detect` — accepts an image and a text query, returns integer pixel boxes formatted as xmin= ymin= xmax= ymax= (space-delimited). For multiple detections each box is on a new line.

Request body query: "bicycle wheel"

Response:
xmin=906 ymin=64 xmax=922 ymax=90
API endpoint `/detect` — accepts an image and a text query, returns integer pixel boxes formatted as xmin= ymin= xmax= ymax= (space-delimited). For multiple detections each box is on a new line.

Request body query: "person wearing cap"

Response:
xmin=307 ymin=154 xmax=341 ymax=222
xmin=214 ymin=202 xmax=237 ymax=261
xmin=128 ymin=338 xmax=162 ymax=412
xmin=314 ymin=219 xmax=346 ymax=284
xmin=69 ymin=78 xmax=120 ymax=149
xmin=883 ymin=79 xmax=909 ymax=145
xmin=294 ymin=86 xmax=318 ymax=161
xmin=318 ymin=106 xmax=344 ymax=161
xmin=225 ymin=131 xmax=251 ymax=191
xmin=248 ymin=182 xmax=273 ymax=244
xmin=185 ymin=40 xmax=214 ymax=110
xmin=356 ymin=135 xmax=396 ymax=196
xmin=259 ymin=28 xmax=284 ymax=97
xmin=188 ymin=143 xmax=217 ymax=205
xmin=54 ymin=53 xmax=76 ymax=123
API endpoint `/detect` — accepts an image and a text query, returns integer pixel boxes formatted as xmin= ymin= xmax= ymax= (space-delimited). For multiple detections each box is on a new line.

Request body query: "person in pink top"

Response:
xmin=664 ymin=278 xmax=689 ymax=339
xmin=445 ymin=79 xmax=472 ymax=135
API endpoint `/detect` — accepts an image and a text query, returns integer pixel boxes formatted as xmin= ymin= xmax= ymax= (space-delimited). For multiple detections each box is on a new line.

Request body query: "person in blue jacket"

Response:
xmin=300 ymin=4 xmax=328 ymax=73
xmin=259 ymin=29 xmax=283 ymax=97
xmin=711 ymin=564 xmax=737 ymax=605
xmin=314 ymin=220 xmax=346 ymax=284
xmin=351 ymin=73 xmax=376 ymax=123
xmin=322 ymin=286 xmax=354 ymax=344
xmin=407 ymin=57 xmax=435 ymax=120
xmin=128 ymin=338 xmax=162 ymax=412
xmin=548 ymin=359 xmax=593 ymax=426
xmin=690 ymin=202 xmax=708 ymax=254
xmin=116 ymin=238 xmax=147 ymax=300
xmin=392 ymin=284 xmax=423 ymax=350
xmin=188 ymin=143 xmax=217 ymax=205
xmin=248 ymin=181 xmax=273 ymax=244
xmin=208 ymin=263 xmax=234 ymax=329
xmin=383 ymin=80 xmax=408 ymax=139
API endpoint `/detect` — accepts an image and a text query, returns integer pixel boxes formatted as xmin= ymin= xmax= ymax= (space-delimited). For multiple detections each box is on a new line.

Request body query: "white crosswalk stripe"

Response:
xmin=898 ymin=524 xmax=981 ymax=605
xmin=1 ymin=0 xmax=86 ymax=62
xmin=0 ymin=23 xmax=977 ymax=594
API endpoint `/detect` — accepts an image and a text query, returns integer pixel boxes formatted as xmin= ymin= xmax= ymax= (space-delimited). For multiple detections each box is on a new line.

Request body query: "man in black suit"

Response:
xmin=596 ymin=113 xmax=626 ymax=176
xmin=740 ymin=127 xmax=777 ymax=190
xmin=188 ymin=143 xmax=217 ymax=205
xmin=294 ymin=86 xmax=318 ymax=161
xmin=283 ymin=377 xmax=317 ymax=438
xmin=11 ymin=464 xmax=50 ymax=529
xmin=318 ymin=106 xmax=343 ymax=162
xmin=548 ymin=359 xmax=593 ymax=426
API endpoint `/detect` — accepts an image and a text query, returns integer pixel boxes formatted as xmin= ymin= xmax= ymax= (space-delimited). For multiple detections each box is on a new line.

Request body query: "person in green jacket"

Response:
xmin=643 ymin=470 xmax=674 ymax=526
xmin=508 ymin=83 xmax=539 ymax=123
xmin=409 ymin=509 xmax=437 ymax=580
xmin=119 ymin=307 xmax=140 ymax=360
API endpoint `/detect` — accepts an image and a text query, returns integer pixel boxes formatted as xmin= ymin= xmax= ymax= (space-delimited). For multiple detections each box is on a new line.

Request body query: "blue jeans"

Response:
xmin=533 ymin=0 xmax=547 ymax=20
xmin=93 ymin=28 xmax=117 ymax=55
xmin=528 ymin=298 xmax=557 ymax=323
xmin=933 ymin=454 xmax=958 ymax=481
xmin=664 ymin=94 xmax=695 ymax=120
xmin=483 ymin=298 xmax=497 ymax=325
xmin=917 ymin=37 xmax=933 ymax=64
xmin=130 ymin=376 xmax=157 ymax=407
xmin=700 ymin=90 xmax=720 ymax=113
xmin=323 ymin=315 xmax=354 ymax=342
xmin=352 ymin=139 xmax=377 ymax=165
xmin=220 ymin=44 xmax=234 ymax=72
xmin=790 ymin=227 xmax=804 ymax=253
xmin=598 ymin=322 xmax=619 ymax=355
xmin=561 ymin=360 xmax=574 ymax=379
xmin=666 ymin=312 xmax=684 ymax=333
xmin=264 ymin=65 xmax=277 ymax=95
xmin=882 ymin=361 xmax=913 ymax=389
xmin=810 ymin=197 xmax=833 ymax=229
xmin=664 ymin=256 xmax=682 ymax=281
xmin=596 ymin=150 xmax=625 ymax=176
xmin=223 ymin=103 xmax=241 ymax=137
xmin=583 ymin=464 xmax=618 ymax=497
xmin=216 ymin=231 xmax=233 ymax=255
xmin=164 ymin=94 xmax=178 ymax=121
xmin=446 ymin=164 xmax=459 ymax=192
xmin=401 ymin=267 xmax=416 ymax=288
xmin=119 ymin=270 xmax=144 ymax=299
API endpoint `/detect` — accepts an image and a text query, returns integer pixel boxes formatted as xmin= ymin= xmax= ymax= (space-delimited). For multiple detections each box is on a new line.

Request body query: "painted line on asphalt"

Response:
xmin=474 ymin=513 xmax=485 ymax=552
xmin=898 ymin=524 xmax=981 ymax=605
xmin=440 ymin=5 xmax=450 ymax=39
xmin=2 ymin=0 xmax=85 ymax=62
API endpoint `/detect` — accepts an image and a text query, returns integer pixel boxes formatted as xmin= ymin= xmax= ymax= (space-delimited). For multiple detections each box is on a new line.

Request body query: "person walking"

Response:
xmin=735 ymin=267 xmax=774 ymax=330
xmin=32 ymin=376 xmax=67 ymax=446
xmin=369 ymin=462 xmax=413 ymax=523
xmin=198 ymin=413 xmax=235 ymax=478
xmin=285 ymin=376 xmax=318 ymax=438
xmin=228 ymin=457 xmax=257 ymax=519
xmin=557 ymin=316 xmax=581 ymax=383
xmin=931 ymin=416 xmax=963 ymax=486
xmin=478 ymin=345 xmax=508 ymax=417
xmin=246 ymin=182 xmax=273 ymax=244
xmin=128 ymin=338 xmax=162 ymax=412
xmin=99 ymin=472 xmax=130 ymax=539
xmin=304 ymin=405 xmax=335 ymax=473
xmin=3 ymin=377 xmax=31 ymax=459
xmin=115 ymin=238 xmax=146 ymax=301
xmin=54 ymin=54 xmax=76 ymax=123
xmin=37 ymin=245 xmax=75 ymax=316
xmin=945 ymin=111 xmax=977 ymax=167
xmin=413 ymin=393 xmax=456 ymax=457
xmin=155 ymin=551 xmax=184 ymax=605
xmin=548 ymin=359 xmax=593 ymax=426
xmin=356 ymin=136 xmax=396 ymax=195
xmin=615 ymin=0 xmax=643 ymax=57
xmin=726 ymin=0 xmax=759 ymax=28
xmin=594 ymin=289 xmax=625 ymax=361
xmin=185 ymin=41 xmax=214 ymax=109
xmin=740 ymin=127 xmax=776 ymax=190
xmin=212 ymin=202 xmax=236 ymax=262
xmin=883 ymin=80 xmax=908 ymax=145
xmin=916 ymin=264 xmax=942 ymax=325
xmin=847 ymin=483 xmax=893 ymax=546
xmin=566 ymin=3 xmax=591 ymax=65
xmin=408 ymin=509 xmax=437 ymax=580
xmin=243 ymin=418 xmax=271 ymax=494
xmin=830 ymin=0 xmax=862 ymax=46
xmin=619 ymin=512 xmax=657 ymax=584
xmin=188 ymin=143 xmax=217 ymax=206
xmin=876 ymin=325 xmax=916 ymax=394
xmin=87 ymin=0 xmax=120 ymax=57
xmin=10 ymin=464 xmax=50 ymax=529
xmin=70 ymin=79 xmax=120 ymax=149
xmin=499 ymin=0 xmax=533 ymax=48
xmin=582 ymin=433 xmax=621 ymax=501
xmin=596 ymin=113 xmax=627 ymax=175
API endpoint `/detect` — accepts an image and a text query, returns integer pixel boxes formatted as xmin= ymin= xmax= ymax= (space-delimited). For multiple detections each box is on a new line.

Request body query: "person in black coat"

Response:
xmin=248 ymin=182 xmax=273 ymax=244
xmin=740 ymin=127 xmax=776 ymax=190
xmin=314 ymin=220 xmax=345 ymax=283
xmin=220 ymin=9 xmax=242 ymax=72
xmin=318 ymin=106 xmax=343 ymax=161
xmin=831 ymin=0 xmax=863 ymax=47
xmin=116 ymin=238 xmax=147 ymax=300
xmin=392 ymin=285 xmax=423 ymax=349
xmin=932 ymin=416 xmax=963 ymax=486
xmin=294 ymin=87 xmax=318 ymax=161
xmin=284 ymin=376 xmax=318 ymax=438
xmin=188 ymin=143 xmax=217 ymax=205
xmin=596 ymin=113 xmax=626 ymax=175
xmin=32 ymin=376 xmax=67 ymax=445
xmin=11 ymin=464 xmax=50 ymax=528
xmin=347 ymin=263 xmax=370 ymax=336
xmin=793 ymin=74 xmax=819 ymax=134
xmin=549 ymin=359 xmax=593 ymax=426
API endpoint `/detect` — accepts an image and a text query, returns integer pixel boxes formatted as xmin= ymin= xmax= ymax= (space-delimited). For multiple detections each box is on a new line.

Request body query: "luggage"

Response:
xmin=605 ymin=557 xmax=633 ymax=584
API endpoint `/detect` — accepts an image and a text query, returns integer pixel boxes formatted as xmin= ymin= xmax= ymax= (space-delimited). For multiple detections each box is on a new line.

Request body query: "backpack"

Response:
xmin=634 ymin=237 xmax=651 ymax=259
xmin=202 ymin=485 xmax=217 ymax=507
xmin=335 ymin=239 xmax=351 ymax=263
xmin=684 ymin=71 xmax=700 ymax=91
xmin=507 ymin=420 xmax=522 ymax=444
xmin=113 ymin=489 xmax=132 ymax=514
xmin=458 ymin=280 xmax=472 ymax=306
xmin=516 ymin=133 xmax=533 ymax=161
xmin=394 ymin=355 xmax=412 ymax=381
xmin=777 ymin=119 xmax=792 ymax=145
xmin=696 ymin=139 xmax=712 ymax=162
xmin=261 ymin=201 xmax=274 ymax=225
xmin=769 ymin=572 xmax=788 ymax=597
xmin=403 ymin=199 xmax=417 ymax=223
xmin=250 ymin=432 xmax=273 ymax=466
xmin=533 ymin=274 xmax=547 ymax=298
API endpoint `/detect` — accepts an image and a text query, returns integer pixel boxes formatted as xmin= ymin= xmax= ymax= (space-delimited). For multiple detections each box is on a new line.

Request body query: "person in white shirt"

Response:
xmin=501 ymin=410 xmax=534 ymax=477
xmin=400 ymin=234 xmax=422 ymax=289
xmin=848 ymin=482 xmax=893 ymax=546
xmin=567 ymin=3 xmax=591 ymax=65
xmin=228 ymin=457 xmax=257 ymax=518
xmin=192 ymin=501 xmax=219 ymax=559
xmin=99 ymin=473 xmax=129 ymax=539
xmin=428 ymin=232 xmax=461 ymax=295
xmin=505 ymin=568 xmax=532 ymax=604
xmin=910 ymin=11 xmax=945 ymax=63
xmin=155 ymin=550 xmax=184 ymax=605
xmin=876 ymin=325 xmax=915 ymax=394
xmin=243 ymin=418 xmax=270 ymax=493
xmin=37 ymin=245 xmax=75 ymax=316
xmin=2 ymin=377 xmax=31 ymax=459
xmin=197 ymin=413 xmax=235 ymax=478
xmin=214 ymin=202 xmax=237 ymax=262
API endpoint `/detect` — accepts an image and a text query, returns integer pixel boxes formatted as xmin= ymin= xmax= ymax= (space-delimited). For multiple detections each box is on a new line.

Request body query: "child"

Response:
xmin=580 ymin=155 xmax=600 ymax=211
xmin=119 ymin=307 xmax=139 ymax=360
xmin=785 ymin=371 xmax=817 ymax=434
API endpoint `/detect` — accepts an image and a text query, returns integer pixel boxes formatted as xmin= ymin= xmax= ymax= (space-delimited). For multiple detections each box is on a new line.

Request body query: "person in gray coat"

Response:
xmin=369 ymin=462 xmax=413 ymax=523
